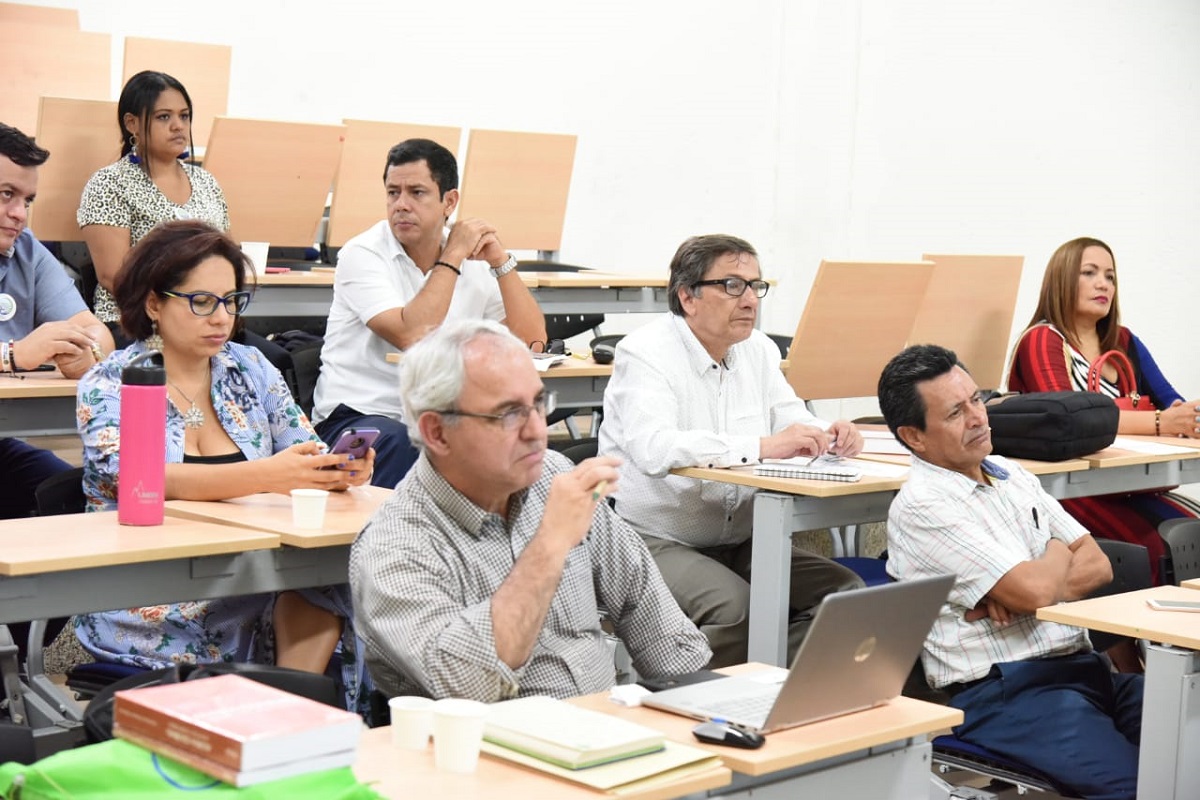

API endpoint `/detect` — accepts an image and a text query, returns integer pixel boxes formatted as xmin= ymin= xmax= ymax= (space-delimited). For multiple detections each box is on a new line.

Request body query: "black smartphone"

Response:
xmin=636 ymin=669 xmax=724 ymax=693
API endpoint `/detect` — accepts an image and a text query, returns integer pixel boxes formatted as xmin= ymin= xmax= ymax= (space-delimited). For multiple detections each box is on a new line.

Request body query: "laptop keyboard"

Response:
xmin=701 ymin=692 xmax=775 ymax=725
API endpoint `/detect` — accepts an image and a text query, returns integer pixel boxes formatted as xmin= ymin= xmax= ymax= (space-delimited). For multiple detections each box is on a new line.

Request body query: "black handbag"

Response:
xmin=986 ymin=391 xmax=1118 ymax=461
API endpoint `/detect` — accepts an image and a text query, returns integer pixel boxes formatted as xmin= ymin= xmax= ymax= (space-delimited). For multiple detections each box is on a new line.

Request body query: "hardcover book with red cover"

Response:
xmin=113 ymin=674 xmax=362 ymax=773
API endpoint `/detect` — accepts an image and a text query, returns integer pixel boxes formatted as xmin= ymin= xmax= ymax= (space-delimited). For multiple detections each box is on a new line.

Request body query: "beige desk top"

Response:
xmin=352 ymin=725 xmax=731 ymax=800
xmin=855 ymin=451 xmax=1091 ymax=477
xmin=251 ymin=270 xmax=667 ymax=291
xmin=529 ymin=272 xmax=668 ymax=288
xmin=543 ymin=357 xmax=613 ymax=378
xmin=0 ymin=371 xmax=76 ymax=398
xmin=671 ymin=465 xmax=907 ymax=499
xmin=571 ymin=664 xmax=961 ymax=778
xmin=0 ymin=512 xmax=279 ymax=576
xmin=1036 ymin=586 xmax=1200 ymax=650
xmin=1184 ymin=579 xmax=1200 ymax=590
xmin=1079 ymin=441 xmax=1200 ymax=469
xmin=164 ymin=485 xmax=392 ymax=548
xmin=253 ymin=271 xmax=335 ymax=287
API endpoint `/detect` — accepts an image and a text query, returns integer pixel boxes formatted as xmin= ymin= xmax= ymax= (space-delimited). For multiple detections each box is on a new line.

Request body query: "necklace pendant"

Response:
xmin=182 ymin=403 xmax=205 ymax=429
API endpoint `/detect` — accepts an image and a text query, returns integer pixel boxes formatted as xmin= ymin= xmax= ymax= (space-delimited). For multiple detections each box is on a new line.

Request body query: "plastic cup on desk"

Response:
xmin=432 ymin=698 xmax=488 ymax=773
xmin=389 ymin=696 xmax=435 ymax=750
xmin=289 ymin=488 xmax=329 ymax=529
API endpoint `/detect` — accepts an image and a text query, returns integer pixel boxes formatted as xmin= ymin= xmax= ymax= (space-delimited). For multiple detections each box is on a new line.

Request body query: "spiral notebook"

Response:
xmin=753 ymin=455 xmax=863 ymax=482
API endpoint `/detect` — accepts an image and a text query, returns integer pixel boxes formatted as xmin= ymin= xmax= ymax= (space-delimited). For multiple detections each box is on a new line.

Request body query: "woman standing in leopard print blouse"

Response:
xmin=77 ymin=71 xmax=229 ymax=329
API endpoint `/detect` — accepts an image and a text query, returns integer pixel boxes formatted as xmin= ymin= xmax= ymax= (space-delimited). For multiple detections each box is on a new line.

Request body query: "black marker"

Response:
xmin=1031 ymin=508 xmax=1040 ymax=529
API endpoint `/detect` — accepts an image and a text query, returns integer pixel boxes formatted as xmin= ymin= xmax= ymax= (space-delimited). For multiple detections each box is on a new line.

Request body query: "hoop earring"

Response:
xmin=145 ymin=321 xmax=163 ymax=352
xmin=128 ymin=133 xmax=141 ymax=165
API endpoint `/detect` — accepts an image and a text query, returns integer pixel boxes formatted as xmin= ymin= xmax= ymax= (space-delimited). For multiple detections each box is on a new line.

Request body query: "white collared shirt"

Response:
xmin=313 ymin=220 xmax=504 ymax=423
xmin=600 ymin=313 xmax=827 ymax=548
xmin=886 ymin=454 xmax=1092 ymax=687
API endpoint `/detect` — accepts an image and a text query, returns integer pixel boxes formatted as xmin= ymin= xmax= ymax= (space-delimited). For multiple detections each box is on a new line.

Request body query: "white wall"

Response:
xmin=24 ymin=0 xmax=1200 ymax=397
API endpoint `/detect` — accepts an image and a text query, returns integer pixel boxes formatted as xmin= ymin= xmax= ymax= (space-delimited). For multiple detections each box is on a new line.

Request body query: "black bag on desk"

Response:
xmin=986 ymin=391 xmax=1118 ymax=461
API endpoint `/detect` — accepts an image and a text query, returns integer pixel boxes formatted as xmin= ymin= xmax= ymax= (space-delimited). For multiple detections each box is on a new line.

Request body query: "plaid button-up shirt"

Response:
xmin=350 ymin=451 xmax=711 ymax=701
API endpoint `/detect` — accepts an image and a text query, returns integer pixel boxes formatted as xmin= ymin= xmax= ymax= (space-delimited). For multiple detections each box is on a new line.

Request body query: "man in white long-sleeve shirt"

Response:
xmin=600 ymin=234 xmax=864 ymax=667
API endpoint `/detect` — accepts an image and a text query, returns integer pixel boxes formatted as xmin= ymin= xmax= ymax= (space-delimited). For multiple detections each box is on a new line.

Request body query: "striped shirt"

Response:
xmin=886 ymin=454 xmax=1091 ymax=687
xmin=349 ymin=450 xmax=710 ymax=701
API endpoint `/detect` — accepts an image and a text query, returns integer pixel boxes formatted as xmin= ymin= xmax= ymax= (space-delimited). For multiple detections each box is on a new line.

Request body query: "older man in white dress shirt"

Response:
xmin=599 ymin=234 xmax=864 ymax=667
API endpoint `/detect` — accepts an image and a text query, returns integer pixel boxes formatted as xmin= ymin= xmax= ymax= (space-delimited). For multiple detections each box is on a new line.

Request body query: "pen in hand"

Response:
xmin=591 ymin=480 xmax=608 ymax=502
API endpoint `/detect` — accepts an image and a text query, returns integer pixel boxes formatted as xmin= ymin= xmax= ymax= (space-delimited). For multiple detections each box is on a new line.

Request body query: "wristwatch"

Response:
xmin=490 ymin=253 xmax=518 ymax=279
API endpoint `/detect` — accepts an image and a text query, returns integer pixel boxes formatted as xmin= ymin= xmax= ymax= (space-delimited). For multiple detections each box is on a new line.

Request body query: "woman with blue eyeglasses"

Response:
xmin=76 ymin=219 xmax=374 ymax=712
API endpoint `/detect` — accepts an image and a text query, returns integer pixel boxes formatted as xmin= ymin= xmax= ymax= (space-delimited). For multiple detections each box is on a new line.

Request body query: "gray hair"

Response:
xmin=398 ymin=319 xmax=526 ymax=449
xmin=667 ymin=234 xmax=758 ymax=315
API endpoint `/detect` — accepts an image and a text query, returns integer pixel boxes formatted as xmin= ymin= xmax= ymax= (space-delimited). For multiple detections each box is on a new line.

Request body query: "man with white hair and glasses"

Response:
xmin=349 ymin=319 xmax=710 ymax=701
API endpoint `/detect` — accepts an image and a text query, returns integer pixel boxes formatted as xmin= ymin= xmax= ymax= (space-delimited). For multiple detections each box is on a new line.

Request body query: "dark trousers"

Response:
xmin=1 ymin=438 xmax=74 ymax=664
xmin=315 ymin=405 xmax=417 ymax=490
xmin=0 ymin=437 xmax=71 ymax=519
xmin=640 ymin=534 xmax=864 ymax=668
xmin=951 ymin=651 xmax=1142 ymax=800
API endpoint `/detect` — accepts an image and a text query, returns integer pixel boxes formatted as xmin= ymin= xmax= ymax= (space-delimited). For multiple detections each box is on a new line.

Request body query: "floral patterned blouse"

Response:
xmin=74 ymin=341 xmax=369 ymax=714
xmin=77 ymin=341 xmax=314 ymax=509
xmin=76 ymin=155 xmax=229 ymax=323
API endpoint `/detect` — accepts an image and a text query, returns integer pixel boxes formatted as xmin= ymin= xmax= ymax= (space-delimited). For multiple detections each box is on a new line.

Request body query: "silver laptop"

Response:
xmin=643 ymin=574 xmax=953 ymax=733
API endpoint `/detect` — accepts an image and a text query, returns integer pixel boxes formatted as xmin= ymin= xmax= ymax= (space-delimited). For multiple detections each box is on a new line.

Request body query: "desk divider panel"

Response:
xmin=787 ymin=260 xmax=935 ymax=400
xmin=911 ymin=254 xmax=1025 ymax=391
xmin=458 ymin=128 xmax=576 ymax=252
xmin=327 ymin=119 xmax=462 ymax=248
xmin=0 ymin=2 xmax=78 ymax=26
xmin=0 ymin=22 xmax=110 ymax=134
xmin=122 ymin=37 xmax=232 ymax=149
xmin=203 ymin=117 xmax=346 ymax=246
xmin=30 ymin=97 xmax=119 ymax=242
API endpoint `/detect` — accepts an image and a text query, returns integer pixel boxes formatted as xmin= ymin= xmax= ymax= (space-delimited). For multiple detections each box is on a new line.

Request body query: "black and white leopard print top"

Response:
xmin=77 ymin=155 xmax=230 ymax=322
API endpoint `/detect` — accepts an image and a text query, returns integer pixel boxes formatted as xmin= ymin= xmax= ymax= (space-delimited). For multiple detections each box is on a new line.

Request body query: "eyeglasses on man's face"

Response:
xmin=691 ymin=277 xmax=770 ymax=299
xmin=159 ymin=290 xmax=253 ymax=316
xmin=437 ymin=391 xmax=558 ymax=431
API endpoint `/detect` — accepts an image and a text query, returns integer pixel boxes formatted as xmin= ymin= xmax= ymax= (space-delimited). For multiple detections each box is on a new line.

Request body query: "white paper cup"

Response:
xmin=432 ymin=698 xmax=488 ymax=773
xmin=289 ymin=488 xmax=329 ymax=529
xmin=241 ymin=241 xmax=270 ymax=277
xmin=389 ymin=696 xmax=435 ymax=750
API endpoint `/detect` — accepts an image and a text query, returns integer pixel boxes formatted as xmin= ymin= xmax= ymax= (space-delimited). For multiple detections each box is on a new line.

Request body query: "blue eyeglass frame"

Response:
xmin=159 ymin=289 xmax=253 ymax=316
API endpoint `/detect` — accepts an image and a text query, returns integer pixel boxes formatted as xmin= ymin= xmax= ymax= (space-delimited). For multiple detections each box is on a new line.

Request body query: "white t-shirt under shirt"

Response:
xmin=312 ymin=220 xmax=505 ymax=424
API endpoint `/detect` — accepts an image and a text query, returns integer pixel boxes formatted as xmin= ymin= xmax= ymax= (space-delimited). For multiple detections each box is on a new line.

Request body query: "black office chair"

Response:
xmin=1159 ymin=518 xmax=1200 ymax=584
xmin=932 ymin=734 xmax=1077 ymax=797
xmin=34 ymin=467 xmax=87 ymax=516
xmin=289 ymin=342 xmax=324 ymax=418
xmin=766 ymin=333 xmax=792 ymax=359
xmin=1088 ymin=539 xmax=1154 ymax=653
xmin=550 ymin=437 xmax=599 ymax=465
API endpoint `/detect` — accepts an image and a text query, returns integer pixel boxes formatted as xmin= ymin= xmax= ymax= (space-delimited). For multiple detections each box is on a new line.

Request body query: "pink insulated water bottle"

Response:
xmin=118 ymin=350 xmax=167 ymax=525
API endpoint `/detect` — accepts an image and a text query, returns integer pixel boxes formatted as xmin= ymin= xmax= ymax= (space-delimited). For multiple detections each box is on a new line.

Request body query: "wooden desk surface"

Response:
xmin=1036 ymin=586 xmax=1200 ymax=650
xmin=543 ymin=357 xmax=613 ymax=378
xmin=253 ymin=271 xmax=336 ymax=287
xmin=530 ymin=272 xmax=668 ymax=288
xmin=0 ymin=512 xmax=279 ymax=576
xmin=571 ymin=664 xmax=961 ymax=777
xmin=0 ymin=372 xmax=76 ymax=398
xmin=352 ymin=725 xmax=731 ymax=800
xmin=164 ymin=485 xmax=392 ymax=548
xmin=855 ymin=451 xmax=1091 ymax=477
xmin=672 ymin=465 xmax=906 ymax=499
xmin=1080 ymin=441 xmax=1200 ymax=468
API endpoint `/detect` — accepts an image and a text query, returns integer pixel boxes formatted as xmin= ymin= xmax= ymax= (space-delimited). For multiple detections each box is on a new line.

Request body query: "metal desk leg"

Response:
xmin=748 ymin=493 xmax=795 ymax=666
xmin=1138 ymin=642 xmax=1200 ymax=799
